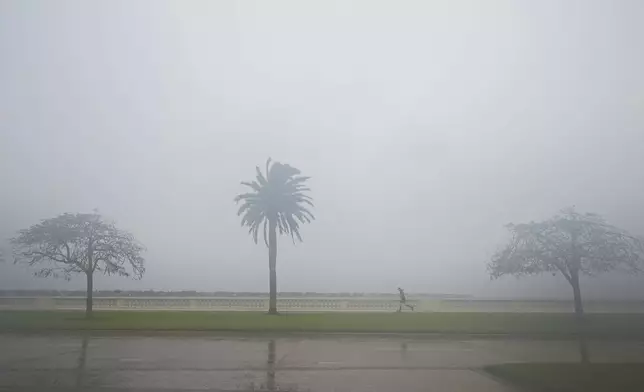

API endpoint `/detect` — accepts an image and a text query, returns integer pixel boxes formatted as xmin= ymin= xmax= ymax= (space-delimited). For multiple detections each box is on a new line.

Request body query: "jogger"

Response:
xmin=397 ymin=287 xmax=415 ymax=312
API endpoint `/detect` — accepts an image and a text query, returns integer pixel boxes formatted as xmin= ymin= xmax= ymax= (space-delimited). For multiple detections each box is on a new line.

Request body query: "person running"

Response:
xmin=397 ymin=287 xmax=415 ymax=312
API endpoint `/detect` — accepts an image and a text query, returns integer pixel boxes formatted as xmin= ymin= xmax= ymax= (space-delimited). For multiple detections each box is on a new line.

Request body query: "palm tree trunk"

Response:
xmin=268 ymin=220 xmax=278 ymax=314
xmin=570 ymin=270 xmax=589 ymax=364
xmin=85 ymin=271 xmax=93 ymax=319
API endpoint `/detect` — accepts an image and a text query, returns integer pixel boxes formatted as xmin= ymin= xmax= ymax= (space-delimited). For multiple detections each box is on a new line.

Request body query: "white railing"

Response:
xmin=0 ymin=297 xmax=406 ymax=312
xmin=1 ymin=297 xmax=644 ymax=312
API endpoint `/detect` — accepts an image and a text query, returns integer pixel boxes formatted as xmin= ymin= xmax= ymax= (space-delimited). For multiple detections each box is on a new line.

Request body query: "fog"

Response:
xmin=1 ymin=0 xmax=643 ymax=299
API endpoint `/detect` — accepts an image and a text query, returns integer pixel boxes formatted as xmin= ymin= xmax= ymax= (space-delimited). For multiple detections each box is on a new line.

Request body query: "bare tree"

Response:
xmin=11 ymin=212 xmax=145 ymax=318
xmin=488 ymin=207 xmax=644 ymax=362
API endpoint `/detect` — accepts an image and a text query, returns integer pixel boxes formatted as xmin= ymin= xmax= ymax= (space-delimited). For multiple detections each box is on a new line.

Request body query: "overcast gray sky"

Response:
xmin=1 ymin=0 xmax=644 ymax=298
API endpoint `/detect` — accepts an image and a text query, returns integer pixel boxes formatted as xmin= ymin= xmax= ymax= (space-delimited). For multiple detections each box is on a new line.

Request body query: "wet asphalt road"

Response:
xmin=2 ymin=334 xmax=644 ymax=391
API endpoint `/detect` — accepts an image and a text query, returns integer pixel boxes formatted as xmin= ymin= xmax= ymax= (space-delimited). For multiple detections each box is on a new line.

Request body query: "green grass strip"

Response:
xmin=2 ymin=311 xmax=644 ymax=336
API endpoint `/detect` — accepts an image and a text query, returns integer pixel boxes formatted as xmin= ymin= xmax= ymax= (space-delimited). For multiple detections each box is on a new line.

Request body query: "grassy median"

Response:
xmin=2 ymin=311 xmax=644 ymax=336
xmin=485 ymin=363 xmax=644 ymax=392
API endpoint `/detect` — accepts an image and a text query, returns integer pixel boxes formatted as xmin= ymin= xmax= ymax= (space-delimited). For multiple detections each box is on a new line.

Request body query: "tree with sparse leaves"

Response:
xmin=488 ymin=207 xmax=644 ymax=362
xmin=11 ymin=212 xmax=145 ymax=317
xmin=234 ymin=159 xmax=315 ymax=314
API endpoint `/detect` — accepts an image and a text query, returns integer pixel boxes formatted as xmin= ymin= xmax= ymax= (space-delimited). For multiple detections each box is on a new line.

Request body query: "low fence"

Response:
xmin=2 ymin=297 xmax=644 ymax=313
xmin=0 ymin=297 xmax=406 ymax=312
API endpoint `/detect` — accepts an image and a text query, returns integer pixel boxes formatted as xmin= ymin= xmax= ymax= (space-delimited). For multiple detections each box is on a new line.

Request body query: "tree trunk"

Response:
xmin=571 ymin=270 xmax=589 ymax=364
xmin=85 ymin=272 xmax=93 ymax=319
xmin=268 ymin=220 xmax=278 ymax=315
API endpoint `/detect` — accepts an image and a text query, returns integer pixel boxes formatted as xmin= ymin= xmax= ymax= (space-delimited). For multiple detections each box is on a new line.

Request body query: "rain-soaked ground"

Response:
xmin=2 ymin=334 xmax=644 ymax=391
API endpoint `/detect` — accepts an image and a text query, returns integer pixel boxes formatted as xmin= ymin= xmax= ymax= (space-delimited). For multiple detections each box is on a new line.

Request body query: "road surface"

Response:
xmin=2 ymin=334 xmax=644 ymax=391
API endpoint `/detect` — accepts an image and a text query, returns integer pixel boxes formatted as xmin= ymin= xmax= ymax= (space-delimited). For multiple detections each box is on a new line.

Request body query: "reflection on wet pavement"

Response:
xmin=266 ymin=340 xmax=276 ymax=391
xmin=2 ymin=334 xmax=644 ymax=391
xmin=75 ymin=335 xmax=88 ymax=390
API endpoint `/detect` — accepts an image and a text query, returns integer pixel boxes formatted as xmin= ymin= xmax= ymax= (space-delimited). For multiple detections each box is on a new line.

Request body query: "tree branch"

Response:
xmin=11 ymin=212 xmax=146 ymax=282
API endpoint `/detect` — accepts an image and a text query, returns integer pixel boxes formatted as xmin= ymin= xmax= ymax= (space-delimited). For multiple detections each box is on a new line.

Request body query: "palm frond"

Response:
xmin=297 ymin=206 xmax=315 ymax=220
xmin=234 ymin=193 xmax=259 ymax=203
xmin=241 ymin=181 xmax=261 ymax=192
xmin=237 ymin=203 xmax=252 ymax=216
xmin=279 ymin=214 xmax=290 ymax=235
xmin=296 ymin=198 xmax=314 ymax=208
xmin=263 ymin=219 xmax=269 ymax=247
xmin=265 ymin=158 xmax=272 ymax=181
xmin=287 ymin=176 xmax=310 ymax=186
xmin=235 ymin=159 xmax=315 ymax=246
xmin=293 ymin=210 xmax=311 ymax=224
xmin=286 ymin=215 xmax=302 ymax=243
xmin=255 ymin=166 xmax=267 ymax=186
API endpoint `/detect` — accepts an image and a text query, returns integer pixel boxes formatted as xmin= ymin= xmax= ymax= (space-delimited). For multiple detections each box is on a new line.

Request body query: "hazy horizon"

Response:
xmin=2 ymin=1 xmax=644 ymax=300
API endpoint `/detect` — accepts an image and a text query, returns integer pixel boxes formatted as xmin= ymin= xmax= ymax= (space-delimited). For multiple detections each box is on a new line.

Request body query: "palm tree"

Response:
xmin=235 ymin=159 xmax=315 ymax=314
